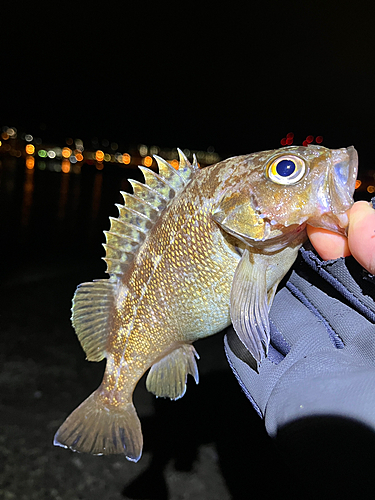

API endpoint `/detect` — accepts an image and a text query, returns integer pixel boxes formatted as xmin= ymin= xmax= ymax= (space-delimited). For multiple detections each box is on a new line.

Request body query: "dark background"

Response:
xmin=2 ymin=2 xmax=375 ymax=499
xmin=3 ymin=2 xmax=375 ymax=160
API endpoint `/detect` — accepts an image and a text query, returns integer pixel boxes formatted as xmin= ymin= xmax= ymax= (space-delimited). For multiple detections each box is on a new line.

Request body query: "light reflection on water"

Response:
xmin=0 ymin=157 xmax=139 ymax=280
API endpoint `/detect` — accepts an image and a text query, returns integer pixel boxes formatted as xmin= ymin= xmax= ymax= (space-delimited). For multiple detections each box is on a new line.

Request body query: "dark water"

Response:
xmin=0 ymin=157 xmax=144 ymax=281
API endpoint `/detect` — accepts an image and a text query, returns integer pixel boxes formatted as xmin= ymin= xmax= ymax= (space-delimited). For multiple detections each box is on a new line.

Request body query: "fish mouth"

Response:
xmin=307 ymin=146 xmax=358 ymax=235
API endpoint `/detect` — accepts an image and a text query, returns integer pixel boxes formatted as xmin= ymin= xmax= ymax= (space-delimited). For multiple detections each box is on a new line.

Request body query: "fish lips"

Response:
xmin=307 ymin=146 xmax=358 ymax=235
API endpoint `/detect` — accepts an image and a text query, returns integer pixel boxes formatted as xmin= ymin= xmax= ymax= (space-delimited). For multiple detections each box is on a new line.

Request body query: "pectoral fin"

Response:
xmin=230 ymin=249 xmax=270 ymax=366
xmin=146 ymin=344 xmax=199 ymax=400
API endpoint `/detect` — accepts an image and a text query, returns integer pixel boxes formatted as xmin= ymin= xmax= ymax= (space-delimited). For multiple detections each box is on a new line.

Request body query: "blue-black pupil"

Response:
xmin=276 ymin=159 xmax=296 ymax=177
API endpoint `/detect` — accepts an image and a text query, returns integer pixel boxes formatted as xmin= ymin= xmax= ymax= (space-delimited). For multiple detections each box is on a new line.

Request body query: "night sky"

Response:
xmin=3 ymin=3 xmax=375 ymax=163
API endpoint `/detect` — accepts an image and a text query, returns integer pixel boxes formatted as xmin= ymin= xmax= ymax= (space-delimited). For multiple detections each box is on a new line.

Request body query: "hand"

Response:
xmin=307 ymin=200 xmax=375 ymax=274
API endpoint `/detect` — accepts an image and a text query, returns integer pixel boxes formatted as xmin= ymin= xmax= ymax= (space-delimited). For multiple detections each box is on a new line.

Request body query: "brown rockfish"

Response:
xmin=54 ymin=145 xmax=358 ymax=461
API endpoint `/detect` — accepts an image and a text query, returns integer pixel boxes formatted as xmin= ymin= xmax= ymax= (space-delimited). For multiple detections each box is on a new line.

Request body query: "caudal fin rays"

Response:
xmin=54 ymin=388 xmax=143 ymax=461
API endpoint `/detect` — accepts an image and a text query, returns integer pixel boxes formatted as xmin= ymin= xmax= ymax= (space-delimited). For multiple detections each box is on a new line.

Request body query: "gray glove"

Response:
xmin=225 ymin=246 xmax=375 ymax=436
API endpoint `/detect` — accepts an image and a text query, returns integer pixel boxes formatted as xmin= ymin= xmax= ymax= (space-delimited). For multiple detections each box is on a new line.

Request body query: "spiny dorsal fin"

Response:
xmin=102 ymin=150 xmax=197 ymax=279
xmin=71 ymin=151 xmax=196 ymax=362
xmin=71 ymin=279 xmax=116 ymax=362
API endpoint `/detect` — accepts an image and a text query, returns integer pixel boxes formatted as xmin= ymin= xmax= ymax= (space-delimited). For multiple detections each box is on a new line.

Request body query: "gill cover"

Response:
xmin=212 ymin=191 xmax=270 ymax=244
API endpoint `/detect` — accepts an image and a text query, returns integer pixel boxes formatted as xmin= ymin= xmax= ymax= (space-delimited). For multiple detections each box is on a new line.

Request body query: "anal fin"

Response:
xmin=230 ymin=249 xmax=270 ymax=366
xmin=146 ymin=344 xmax=199 ymax=400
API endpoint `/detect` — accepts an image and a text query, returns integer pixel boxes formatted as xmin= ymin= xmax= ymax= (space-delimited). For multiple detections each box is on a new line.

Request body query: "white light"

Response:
xmin=47 ymin=150 xmax=56 ymax=158
xmin=25 ymin=134 xmax=33 ymax=142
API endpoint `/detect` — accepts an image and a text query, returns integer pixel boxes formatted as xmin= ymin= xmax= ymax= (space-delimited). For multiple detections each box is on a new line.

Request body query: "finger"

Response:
xmin=306 ymin=225 xmax=351 ymax=260
xmin=348 ymin=201 xmax=375 ymax=274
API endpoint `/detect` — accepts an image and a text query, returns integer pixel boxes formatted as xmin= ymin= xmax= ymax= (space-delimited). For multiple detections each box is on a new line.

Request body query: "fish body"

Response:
xmin=54 ymin=145 xmax=358 ymax=461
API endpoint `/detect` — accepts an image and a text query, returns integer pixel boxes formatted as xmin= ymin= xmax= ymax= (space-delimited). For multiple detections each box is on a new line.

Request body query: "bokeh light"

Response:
xmin=62 ymin=147 xmax=72 ymax=158
xmin=96 ymin=150 xmax=104 ymax=162
xmin=143 ymin=156 xmax=153 ymax=167
xmin=26 ymin=156 xmax=35 ymax=169
xmin=62 ymin=159 xmax=70 ymax=173
xmin=122 ymin=153 xmax=131 ymax=164
xmin=25 ymin=144 xmax=35 ymax=155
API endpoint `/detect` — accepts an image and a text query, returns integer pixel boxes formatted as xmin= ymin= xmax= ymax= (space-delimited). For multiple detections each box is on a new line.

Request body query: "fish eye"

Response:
xmin=266 ymin=155 xmax=306 ymax=185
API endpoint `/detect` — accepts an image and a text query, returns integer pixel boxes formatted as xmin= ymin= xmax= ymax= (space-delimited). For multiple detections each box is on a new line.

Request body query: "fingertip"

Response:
xmin=307 ymin=225 xmax=351 ymax=261
xmin=348 ymin=201 xmax=375 ymax=274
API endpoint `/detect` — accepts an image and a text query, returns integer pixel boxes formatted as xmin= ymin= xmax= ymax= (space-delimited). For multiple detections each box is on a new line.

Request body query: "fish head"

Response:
xmin=213 ymin=145 xmax=358 ymax=252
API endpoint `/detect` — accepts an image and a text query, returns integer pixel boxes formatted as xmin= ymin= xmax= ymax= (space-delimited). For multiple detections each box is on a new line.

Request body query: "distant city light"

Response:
xmin=25 ymin=134 xmax=33 ymax=142
xmin=367 ymin=185 xmax=375 ymax=193
xmin=47 ymin=150 xmax=56 ymax=159
xmin=25 ymin=144 xmax=35 ymax=155
xmin=139 ymin=144 xmax=148 ymax=157
xmin=122 ymin=153 xmax=131 ymax=164
xmin=26 ymin=156 xmax=35 ymax=169
xmin=95 ymin=150 xmax=105 ymax=162
xmin=38 ymin=150 xmax=47 ymax=158
xmin=62 ymin=147 xmax=72 ymax=158
xmin=143 ymin=155 xmax=153 ymax=167
xmin=62 ymin=159 xmax=70 ymax=173
xmin=171 ymin=159 xmax=179 ymax=170
xmin=355 ymin=179 xmax=362 ymax=189
xmin=75 ymin=152 xmax=84 ymax=162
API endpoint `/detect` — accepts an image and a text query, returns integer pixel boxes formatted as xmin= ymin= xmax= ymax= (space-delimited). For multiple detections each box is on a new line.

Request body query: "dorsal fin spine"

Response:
xmin=101 ymin=150 xmax=198 ymax=281
xmin=153 ymin=155 xmax=186 ymax=188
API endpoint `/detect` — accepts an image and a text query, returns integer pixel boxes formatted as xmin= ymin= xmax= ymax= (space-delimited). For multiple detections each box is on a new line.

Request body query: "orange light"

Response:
xmin=355 ymin=179 xmax=362 ymax=189
xmin=171 ymin=159 xmax=179 ymax=170
xmin=122 ymin=153 xmax=131 ymax=164
xmin=96 ymin=150 xmax=104 ymax=162
xmin=96 ymin=163 xmax=104 ymax=170
xmin=62 ymin=147 xmax=72 ymax=158
xmin=25 ymin=144 xmax=35 ymax=155
xmin=1 ymin=132 xmax=9 ymax=140
xmin=75 ymin=152 xmax=84 ymax=162
xmin=143 ymin=155 xmax=153 ymax=167
xmin=62 ymin=159 xmax=70 ymax=173
xmin=26 ymin=156 xmax=35 ymax=169
xmin=367 ymin=185 xmax=375 ymax=194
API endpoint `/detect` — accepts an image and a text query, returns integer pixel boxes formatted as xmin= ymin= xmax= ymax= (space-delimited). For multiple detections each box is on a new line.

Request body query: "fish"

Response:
xmin=54 ymin=144 xmax=358 ymax=461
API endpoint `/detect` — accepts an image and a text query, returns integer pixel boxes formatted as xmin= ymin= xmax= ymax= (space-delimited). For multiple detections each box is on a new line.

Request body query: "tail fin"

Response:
xmin=53 ymin=389 xmax=143 ymax=462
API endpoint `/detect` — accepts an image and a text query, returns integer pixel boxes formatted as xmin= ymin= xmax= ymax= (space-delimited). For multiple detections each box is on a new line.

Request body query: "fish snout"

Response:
xmin=308 ymin=147 xmax=358 ymax=234
xmin=329 ymin=146 xmax=358 ymax=215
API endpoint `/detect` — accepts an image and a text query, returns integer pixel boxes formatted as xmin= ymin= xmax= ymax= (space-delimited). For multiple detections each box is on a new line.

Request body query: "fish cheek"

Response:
xmin=212 ymin=191 xmax=266 ymax=242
